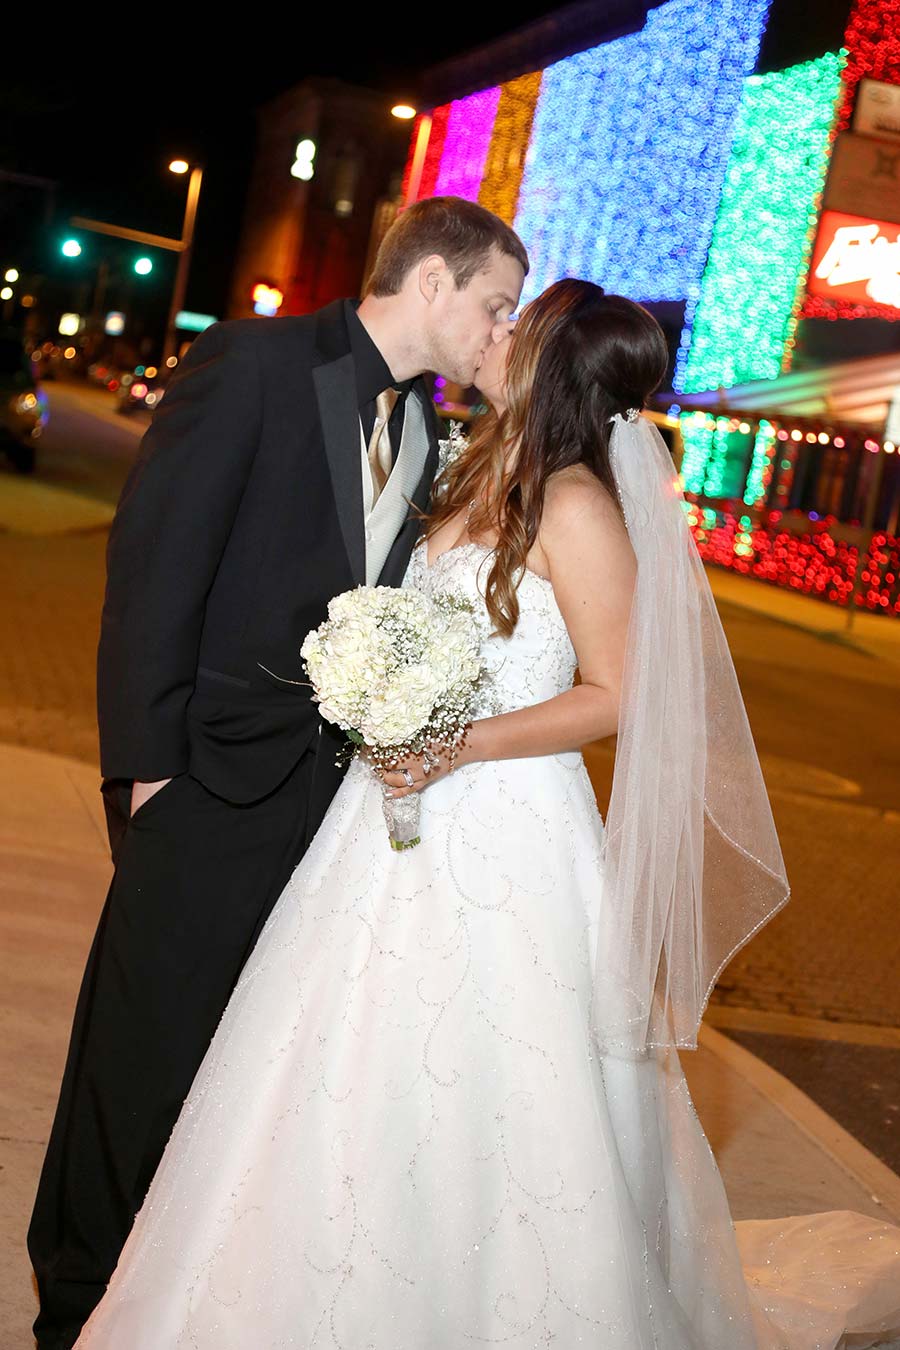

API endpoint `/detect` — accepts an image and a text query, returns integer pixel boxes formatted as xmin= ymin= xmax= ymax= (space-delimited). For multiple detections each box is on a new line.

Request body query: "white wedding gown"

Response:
xmin=78 ymin=541 xmax=900 ymax=1349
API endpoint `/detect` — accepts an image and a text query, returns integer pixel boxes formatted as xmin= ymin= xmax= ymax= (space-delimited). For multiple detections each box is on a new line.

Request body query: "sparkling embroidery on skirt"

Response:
xmin=77 ymin=541 xmax=900 ymax=1350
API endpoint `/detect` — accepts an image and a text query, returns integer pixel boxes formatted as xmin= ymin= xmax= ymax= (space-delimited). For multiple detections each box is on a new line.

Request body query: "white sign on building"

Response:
xmin=854 ymin=78 xmax=900 ymax=143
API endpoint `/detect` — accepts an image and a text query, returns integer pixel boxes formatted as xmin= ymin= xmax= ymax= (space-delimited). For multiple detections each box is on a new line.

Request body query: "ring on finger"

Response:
xmin=402 ymin=768 xmax=415 ymax=788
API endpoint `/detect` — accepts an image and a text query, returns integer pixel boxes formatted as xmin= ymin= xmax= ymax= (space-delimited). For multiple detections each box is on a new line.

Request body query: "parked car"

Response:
xmin=0 ymin=330 xmax=48 ymax=473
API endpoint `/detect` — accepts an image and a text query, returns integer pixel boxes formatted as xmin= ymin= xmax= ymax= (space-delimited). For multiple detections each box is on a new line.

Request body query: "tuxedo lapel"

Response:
xmin=312 ymin=302 xmax=365 ymax=587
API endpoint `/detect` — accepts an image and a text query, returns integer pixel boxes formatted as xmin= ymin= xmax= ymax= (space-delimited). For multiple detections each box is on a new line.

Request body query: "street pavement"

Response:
xmin=3 ymin=740 xmax=900 ymax=1348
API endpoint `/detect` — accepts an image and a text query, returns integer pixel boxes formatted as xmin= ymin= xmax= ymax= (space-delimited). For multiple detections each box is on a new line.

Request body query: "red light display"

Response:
xmin=836 ymin=0 xmax=900 ymax=135
xmin=403 ymin=104 xmax=450 ymax=204
xmin=802 ymin=1 xmax=900 ymax=318
xmin=685 ymin=507 xmax=900 ymax=614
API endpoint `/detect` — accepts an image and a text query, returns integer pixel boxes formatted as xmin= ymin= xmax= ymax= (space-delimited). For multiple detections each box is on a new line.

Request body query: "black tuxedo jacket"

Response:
xmin=97 ymin=300 xmax=441 ymax=805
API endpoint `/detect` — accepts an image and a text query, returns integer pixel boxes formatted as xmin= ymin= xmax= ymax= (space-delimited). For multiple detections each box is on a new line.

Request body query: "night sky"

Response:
xmin=2 ymin=1 xmax=851 ymax=321
xmin=1 ymin=8 xmax=555 ymax=319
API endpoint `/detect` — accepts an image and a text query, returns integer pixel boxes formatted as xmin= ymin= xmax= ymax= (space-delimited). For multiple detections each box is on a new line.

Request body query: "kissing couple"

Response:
xmin=30 ymin=196 xmax=900 ymax=1349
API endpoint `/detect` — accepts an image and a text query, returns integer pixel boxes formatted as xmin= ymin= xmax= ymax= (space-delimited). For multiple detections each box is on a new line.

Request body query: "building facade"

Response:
xmin=227 ymin=77 xmax=411 ymax=321
xmin=400 ymin=0 xmax=900 ymax=617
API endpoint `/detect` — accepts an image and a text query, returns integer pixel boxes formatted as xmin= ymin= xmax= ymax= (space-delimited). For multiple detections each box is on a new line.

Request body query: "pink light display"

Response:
xmin=433 ymin=86 xmax=501 ymax=201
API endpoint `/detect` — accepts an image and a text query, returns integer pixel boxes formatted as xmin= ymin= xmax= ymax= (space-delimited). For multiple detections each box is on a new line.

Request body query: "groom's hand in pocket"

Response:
xmin=130 ymin=778 xmax=173 ymax=817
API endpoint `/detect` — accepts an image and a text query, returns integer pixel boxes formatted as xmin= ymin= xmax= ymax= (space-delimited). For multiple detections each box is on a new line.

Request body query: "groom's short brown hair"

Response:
xmin=367 ymin=196 xmax=529 ymax=296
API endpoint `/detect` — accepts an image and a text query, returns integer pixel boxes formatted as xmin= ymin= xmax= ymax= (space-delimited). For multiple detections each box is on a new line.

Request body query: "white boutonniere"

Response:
xmin=436 ymin=419 xmax=470 ymax=482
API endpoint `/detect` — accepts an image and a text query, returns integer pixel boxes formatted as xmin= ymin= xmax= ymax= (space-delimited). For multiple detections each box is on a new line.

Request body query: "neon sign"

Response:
xmin=808 ymin=209 xmax=900 ymax=309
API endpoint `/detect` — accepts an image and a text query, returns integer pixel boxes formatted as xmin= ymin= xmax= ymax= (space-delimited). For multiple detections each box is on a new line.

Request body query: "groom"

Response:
xmin=29 ymin=194 xmax=528 ymax=1348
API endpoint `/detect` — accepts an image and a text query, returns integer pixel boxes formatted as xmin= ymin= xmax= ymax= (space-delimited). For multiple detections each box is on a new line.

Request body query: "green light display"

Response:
xmin=676 ymin=52 xmax=845 ymax=394
xmin=679 ymin=414 xmax=716 ymax=495
xmin=744 ymin=420 xmax=778 ymax=505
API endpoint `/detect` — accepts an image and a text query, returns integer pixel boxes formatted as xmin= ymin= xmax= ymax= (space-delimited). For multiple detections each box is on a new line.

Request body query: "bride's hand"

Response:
xmin=381 ymin=738 xmax=469 ymax=797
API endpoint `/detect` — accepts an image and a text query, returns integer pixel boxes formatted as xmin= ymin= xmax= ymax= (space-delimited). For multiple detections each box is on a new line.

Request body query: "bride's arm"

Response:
xmin=461 ymin=468 xmax=636 ymax=764
xmin=385 ymin=470 xmax=635 ymax=796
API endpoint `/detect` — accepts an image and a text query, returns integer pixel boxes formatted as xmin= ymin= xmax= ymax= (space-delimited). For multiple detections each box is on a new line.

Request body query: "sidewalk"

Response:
xmin=705 ymin=564 xmax=900 ymax=671
xmin=2 ymin=743 xmax=899 ymax=1348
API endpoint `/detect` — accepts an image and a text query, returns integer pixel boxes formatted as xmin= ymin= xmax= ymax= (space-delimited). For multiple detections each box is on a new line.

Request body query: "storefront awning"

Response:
xmin=663 ymin=351 xmax=900 ymax=432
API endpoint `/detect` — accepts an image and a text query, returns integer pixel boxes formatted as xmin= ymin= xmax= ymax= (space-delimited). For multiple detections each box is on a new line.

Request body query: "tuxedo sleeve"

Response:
xmin=97 ymin=322 xmax=262 ymax=781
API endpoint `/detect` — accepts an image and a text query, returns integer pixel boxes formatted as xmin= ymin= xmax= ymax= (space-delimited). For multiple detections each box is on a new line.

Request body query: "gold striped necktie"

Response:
xmin=368 ymin=387 xmax=399 ymax=505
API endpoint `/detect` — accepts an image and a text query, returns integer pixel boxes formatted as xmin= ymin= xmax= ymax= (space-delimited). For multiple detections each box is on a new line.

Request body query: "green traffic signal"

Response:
xmin=134 ymin=257 xmax=153 ymax=275
xmin=62 ymin=239 xmax=83 ymax=258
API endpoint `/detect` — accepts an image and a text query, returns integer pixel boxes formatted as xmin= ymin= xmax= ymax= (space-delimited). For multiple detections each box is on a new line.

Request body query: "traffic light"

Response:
xmin=134 ymin=257 xmax=153 ymax=275
xmin=61 ymin=239 xmax=83 ymax=258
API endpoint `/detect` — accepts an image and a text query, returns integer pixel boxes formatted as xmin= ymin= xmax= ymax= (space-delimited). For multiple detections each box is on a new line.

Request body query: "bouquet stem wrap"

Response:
xmin=382 ymin=792 xmax=421 ymax=851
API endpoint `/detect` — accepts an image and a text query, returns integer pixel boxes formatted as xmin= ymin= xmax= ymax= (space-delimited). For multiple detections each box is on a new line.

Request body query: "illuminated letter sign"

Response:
xmin=808 ymin=210 xmax=900 ymax=309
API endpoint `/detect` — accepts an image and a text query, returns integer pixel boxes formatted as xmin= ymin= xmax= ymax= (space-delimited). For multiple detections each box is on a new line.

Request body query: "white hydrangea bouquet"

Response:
xmin=301 ymin=585 xmax=485 ymax=850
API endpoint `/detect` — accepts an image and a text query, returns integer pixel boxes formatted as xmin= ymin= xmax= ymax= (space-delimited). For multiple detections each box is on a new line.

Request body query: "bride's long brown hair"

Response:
xmin=426 ymin=279 xmax=669 ymax=637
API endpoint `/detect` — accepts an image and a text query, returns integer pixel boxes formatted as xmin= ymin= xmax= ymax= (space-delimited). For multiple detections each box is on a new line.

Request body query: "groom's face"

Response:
xmin=427 ymin=247 xmax=524 ymax=388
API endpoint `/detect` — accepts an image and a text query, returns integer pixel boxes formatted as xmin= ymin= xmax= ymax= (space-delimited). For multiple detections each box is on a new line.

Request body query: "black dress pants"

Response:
xmin=27 ymin=747 xmax=325 ymax=1349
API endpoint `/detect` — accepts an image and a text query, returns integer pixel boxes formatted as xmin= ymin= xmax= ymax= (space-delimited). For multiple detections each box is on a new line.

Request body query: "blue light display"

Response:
xmin=512 ymin=0 xmax=772 ymax=308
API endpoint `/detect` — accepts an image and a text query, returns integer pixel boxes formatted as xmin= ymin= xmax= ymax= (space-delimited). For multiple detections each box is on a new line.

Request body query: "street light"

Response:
xmin=291 ymin=140 xmax=316 ymax=181
xmin=4 ymin=268 xmax=18 ymax=282
xmin=66 ymin=161 xmax=202 ymax=364
xmin=162 ymin=158 xmax=203 ymax=364
xmin=391 ymin=104 xmax=417 ymax=120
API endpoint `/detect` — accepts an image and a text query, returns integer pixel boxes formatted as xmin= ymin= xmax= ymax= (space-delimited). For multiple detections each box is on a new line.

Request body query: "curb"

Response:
xmin=699 ymin=1024 xmax=900 ymax=1224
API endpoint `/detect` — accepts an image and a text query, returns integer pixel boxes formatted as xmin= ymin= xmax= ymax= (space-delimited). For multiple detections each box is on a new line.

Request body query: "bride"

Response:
xmin=77 ymin=281 xmax=900 ymax=1348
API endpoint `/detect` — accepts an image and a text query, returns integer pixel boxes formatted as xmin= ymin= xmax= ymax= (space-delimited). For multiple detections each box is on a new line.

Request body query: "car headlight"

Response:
xmin=15 ymin=392 xmax=38 ymax=414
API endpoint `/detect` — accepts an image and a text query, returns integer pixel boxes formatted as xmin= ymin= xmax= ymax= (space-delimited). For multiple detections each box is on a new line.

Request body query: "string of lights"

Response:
xmin=477 ymin=72 xmax=543 ymax=225
xmin=434 ymin=87 xmax=501 ymax=200
xmin=676 ymin=53 xmax=845 ymax=393
xmin=403 ymin=103 xmax=452 ymax=203
xmin=395 ymin=0 xmax=900 ymax=618
xmin=802 ymin=291 xmax=900 ymax=321
xmin=676 ymin=409 xmax=899 ymax=610
xmin=400 ymin=114 xmax=425 ymax=201
xmin=835 ymin=0 xmax=900 ymax=133
xmin=799 ymin=0 xmax=900 ymax=319
xmin=744 ymin=420 xmax=778 ymax=507
xmin=685 ymin=506 xmax=900 ymax=613
xmin=512 ymin=0 xmax=771 ymax=307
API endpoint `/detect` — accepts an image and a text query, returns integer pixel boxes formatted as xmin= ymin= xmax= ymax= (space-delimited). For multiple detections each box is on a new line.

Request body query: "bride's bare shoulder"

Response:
xmin=530 ymin=465 xmax=629 ymax=582
xmin=541 ymin=464 xmax=624 ymax=537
